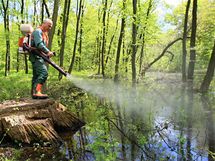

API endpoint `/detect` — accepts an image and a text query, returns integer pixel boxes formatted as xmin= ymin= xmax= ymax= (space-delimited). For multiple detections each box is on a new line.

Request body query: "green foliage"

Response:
xmin=164 ymin=0 xmax=215 ymax=71
xmin=196 ymin=0 xmax=215 ymax=68
xmin=0 ymin=0 xmax=214 ymax=80
xmin=164 ymin=1 xmax=186 ymax=32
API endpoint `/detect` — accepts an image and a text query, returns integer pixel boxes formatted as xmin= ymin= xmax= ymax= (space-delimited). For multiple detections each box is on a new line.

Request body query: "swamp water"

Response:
xmin=1 ymin=73 xmax=215 ymax=161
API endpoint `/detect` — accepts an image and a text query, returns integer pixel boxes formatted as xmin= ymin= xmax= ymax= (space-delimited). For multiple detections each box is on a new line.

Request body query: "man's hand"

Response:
xmin=47 ymin=51 xmax=54 ymax=57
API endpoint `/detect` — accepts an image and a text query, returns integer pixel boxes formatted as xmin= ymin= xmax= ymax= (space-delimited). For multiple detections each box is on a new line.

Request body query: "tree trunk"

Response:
xmin=132 ymin=0 xmax=137 ymax=86
xmin=43 ymin=0 xmax=50 ymax=18
xmin=41 ymin=0 xmax=44 ymax=23
xmin=105 ymin=18 xmax=119 ymax=65
xmin=33 ymin=0 xmax=37 ymax=26
xmin=57 ymin=16 xmax=62 ymax=53
xmin=97 ymin=33 xmax=101 ymax=75
xmin=182 ymin=0 xmax=191 ymax=82
xmin=114 ymin=0 xmax=126 ymax=82
xmin=101 ymin=0 xmax=108 ymax=78
xmin=122 ymin=38 xmax=126 ymax=72
xmin=200 ymin=40 xmax=215 ymax=92
xmin=19 ymin=0 xmax=28 ymax=74
xmin=78 ymin=1 xmax=85 ymax=71
xmin=48 ymin=0 xmax=60 ymax=50
xmin=96 ymin=8 xmax=102 ymax=75
xmin=105 ymin=1 xmax=116 ymax=66
xmin=139 ymin=0 xmax=153 ymax=75
xmin=58 ymin=0 xmax=71 ymax=80
xmin=1 ymin=0 xmax=10 ymax=76
xmin=16 ymin=50 xmax=19 ymax=72
xmin=124 ymin=45 xmax=131 ymax=74
xmin=68 ymin=0 xmax=83 ymax=74
xmin=105 ymin=0 xmax=113 ymax=40
xmin=21 ymin=0 xmax=24 ymax=23
xmin=187 ymin=0 xmax=197 ymax=81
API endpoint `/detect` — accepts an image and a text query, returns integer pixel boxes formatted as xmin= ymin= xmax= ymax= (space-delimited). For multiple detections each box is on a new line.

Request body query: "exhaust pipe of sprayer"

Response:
xmin=39 ymin=51 xmax=68 ymax=77
xmin=23 ymin=44 xmax=69 ymax=77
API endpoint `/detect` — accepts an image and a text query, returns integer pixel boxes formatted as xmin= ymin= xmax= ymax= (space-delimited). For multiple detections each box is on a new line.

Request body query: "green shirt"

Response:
xmin=29 ymin=28 xmax=50 ymax=63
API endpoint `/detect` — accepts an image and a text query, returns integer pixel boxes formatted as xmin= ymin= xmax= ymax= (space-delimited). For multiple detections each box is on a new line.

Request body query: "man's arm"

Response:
xmin=32 ymin=29 xmax=50 ymax=53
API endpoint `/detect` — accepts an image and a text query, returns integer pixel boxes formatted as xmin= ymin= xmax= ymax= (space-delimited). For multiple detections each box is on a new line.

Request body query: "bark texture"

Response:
xmin=0 ymin=99 xmax=85 ymax=145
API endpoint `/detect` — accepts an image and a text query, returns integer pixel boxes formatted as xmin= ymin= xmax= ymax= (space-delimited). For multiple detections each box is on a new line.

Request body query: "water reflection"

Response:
xmin=186 ymin=86 xmax=193 ymax=161
xmin=68 ymin=79 xmax=215 ymax=161
xmin=1 ymin=77 xmax=215 ymax=161
xmin=201 ymin=95 xmax=215 ymax=161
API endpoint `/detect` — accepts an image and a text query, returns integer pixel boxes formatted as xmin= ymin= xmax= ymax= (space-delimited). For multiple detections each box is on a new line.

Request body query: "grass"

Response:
xmin=0 ymin=69 xmax=87 ymax=102
xmin=0 ymin=70 xmax=32 ymax=102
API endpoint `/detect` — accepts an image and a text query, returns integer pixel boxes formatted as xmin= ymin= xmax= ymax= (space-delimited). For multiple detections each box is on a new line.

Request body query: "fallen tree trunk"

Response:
xmin=0 ymin=98 xmax=85 ymax=145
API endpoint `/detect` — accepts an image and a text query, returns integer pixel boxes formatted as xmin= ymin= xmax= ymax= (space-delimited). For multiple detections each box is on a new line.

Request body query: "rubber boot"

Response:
xmin=32 ymin=84 xmax=48 ymax=99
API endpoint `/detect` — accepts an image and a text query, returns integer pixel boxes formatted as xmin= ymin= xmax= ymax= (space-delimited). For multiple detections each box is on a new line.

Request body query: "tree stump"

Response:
xmin=0 ymin=98 xmax=85 ymax=145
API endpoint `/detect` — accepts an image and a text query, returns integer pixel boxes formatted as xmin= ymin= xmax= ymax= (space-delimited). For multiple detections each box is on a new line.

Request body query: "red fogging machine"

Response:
xmin=18 ymin=24 xmax=68 ymax=77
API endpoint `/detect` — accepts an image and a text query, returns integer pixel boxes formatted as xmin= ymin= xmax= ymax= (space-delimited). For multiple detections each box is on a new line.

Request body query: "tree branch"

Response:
xmin=166 ymin=50 xmax=174 ymax=62
xmin=43 ymin=0 xmax=50 ymax=18
xmin=139 ymin=37 xmax=183 ymax=78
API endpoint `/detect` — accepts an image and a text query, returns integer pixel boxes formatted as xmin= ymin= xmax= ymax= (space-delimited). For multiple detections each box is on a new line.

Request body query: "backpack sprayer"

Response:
xmin=19 ymin=24 xmax=68 ymax=77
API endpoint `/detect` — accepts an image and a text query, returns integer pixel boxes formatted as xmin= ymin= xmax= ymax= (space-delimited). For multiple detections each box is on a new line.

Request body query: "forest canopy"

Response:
xmin=0 ymin=0 xmax=214 ymax=90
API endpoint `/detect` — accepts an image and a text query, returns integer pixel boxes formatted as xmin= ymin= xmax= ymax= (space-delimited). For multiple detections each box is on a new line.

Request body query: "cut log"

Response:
xmin=0 ymin=98 xmax=85 ymax=145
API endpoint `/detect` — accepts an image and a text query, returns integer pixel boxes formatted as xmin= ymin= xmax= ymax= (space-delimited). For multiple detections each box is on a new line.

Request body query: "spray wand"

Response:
xmin=23 ymin=44 xmax=69 ymax=77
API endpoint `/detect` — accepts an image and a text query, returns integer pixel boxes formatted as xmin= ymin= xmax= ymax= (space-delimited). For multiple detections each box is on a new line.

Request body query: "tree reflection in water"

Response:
xmin=1 ymin=77 xmax=214 ymax=161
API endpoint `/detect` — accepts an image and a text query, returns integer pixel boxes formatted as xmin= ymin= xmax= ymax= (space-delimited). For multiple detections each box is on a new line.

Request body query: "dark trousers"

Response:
xmin=31 ymin=58 xmax=48 ymax=93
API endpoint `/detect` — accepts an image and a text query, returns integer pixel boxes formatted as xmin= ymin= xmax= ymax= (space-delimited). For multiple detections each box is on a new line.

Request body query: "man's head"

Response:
xmin=41 ymin=18 xmax=53 ymax=32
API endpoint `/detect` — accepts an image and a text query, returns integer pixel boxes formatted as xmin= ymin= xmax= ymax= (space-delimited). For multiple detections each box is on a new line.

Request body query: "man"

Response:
xmin=29 ymin=19 xmax=54 ymax=99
